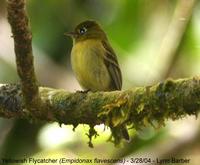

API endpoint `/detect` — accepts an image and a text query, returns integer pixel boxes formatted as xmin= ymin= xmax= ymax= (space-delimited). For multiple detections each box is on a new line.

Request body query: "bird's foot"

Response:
xmin=76 ymin=89 xmax=91 ymax=93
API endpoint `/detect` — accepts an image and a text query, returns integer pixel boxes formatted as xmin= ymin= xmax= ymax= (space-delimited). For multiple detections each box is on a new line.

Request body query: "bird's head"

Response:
xmin=65 ymin=20 xmax=107 ymax=42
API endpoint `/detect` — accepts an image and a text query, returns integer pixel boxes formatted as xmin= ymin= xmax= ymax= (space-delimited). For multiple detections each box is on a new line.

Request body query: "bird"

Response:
xmin=65 ymin=20 xmax=129 ymax=141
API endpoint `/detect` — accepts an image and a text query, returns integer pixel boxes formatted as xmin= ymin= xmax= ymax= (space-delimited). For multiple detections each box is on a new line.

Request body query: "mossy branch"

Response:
xmin=7 ymin=0 xmax=41 ymax=112
xmin=0 ymin=77 xmax=199 ymax=133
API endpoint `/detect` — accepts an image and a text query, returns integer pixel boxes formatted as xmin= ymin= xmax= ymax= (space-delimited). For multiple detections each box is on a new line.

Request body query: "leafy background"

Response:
xmin=0 ymin=0 xmax=200 ymax=164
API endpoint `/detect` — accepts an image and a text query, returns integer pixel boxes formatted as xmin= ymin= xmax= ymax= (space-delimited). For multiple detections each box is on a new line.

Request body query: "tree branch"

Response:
xmin=7 ymin=0 xmax=40 ymax=111
xmin=0 ymin=77 xmax=199 ymax=128
xmin=155 ymin=0 xmax=196 ymax=79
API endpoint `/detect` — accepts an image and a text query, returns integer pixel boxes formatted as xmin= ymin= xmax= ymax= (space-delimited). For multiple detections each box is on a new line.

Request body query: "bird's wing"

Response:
xmin=102 ymin=40 xmax=122 ymax=90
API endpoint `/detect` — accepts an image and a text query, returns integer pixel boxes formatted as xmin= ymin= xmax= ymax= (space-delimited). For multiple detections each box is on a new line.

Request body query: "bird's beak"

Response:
xmin=64 ymin=31 xmax=77 ymax=38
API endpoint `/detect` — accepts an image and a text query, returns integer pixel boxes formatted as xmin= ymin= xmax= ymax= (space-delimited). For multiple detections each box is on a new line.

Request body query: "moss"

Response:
xmin=1 ymin=78 xmax=200 ymax=147
xmin=86 ymin=125 xmax=98 ymax=148
xmin=97 ymin=92 xmax=131 ymax=145
xmin=0 ymin=84 xmax=23 ymax=113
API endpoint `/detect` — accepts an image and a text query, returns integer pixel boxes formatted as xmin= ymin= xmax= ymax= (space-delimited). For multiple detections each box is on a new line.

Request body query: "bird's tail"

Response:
xmin=121 ymin=126 xmax=130 ymax=141
xmin=111 ymin=125 xmax=130 ymax=145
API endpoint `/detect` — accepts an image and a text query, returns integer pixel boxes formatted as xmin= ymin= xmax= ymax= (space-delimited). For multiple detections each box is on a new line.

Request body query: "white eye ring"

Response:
xmin=79 ymin=27 xmax=87 ymax=34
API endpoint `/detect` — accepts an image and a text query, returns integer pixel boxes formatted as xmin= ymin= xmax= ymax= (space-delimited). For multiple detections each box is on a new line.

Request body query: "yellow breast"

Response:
xmin=71 ymin=39 xmax=111 ymax=91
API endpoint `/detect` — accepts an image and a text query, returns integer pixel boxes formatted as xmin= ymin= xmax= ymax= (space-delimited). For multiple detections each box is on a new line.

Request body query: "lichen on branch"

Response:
xmin=0 ymin=77 xmax=199 ymax=145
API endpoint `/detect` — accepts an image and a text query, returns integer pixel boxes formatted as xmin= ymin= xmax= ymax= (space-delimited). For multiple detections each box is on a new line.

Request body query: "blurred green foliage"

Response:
xmin=26 ymin=0 xmax=175 ymax=62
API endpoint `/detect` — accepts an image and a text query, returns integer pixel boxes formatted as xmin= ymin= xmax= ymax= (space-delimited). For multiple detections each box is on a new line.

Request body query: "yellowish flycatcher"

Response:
xmin=66 ymin=20 xmax=129 ymax=141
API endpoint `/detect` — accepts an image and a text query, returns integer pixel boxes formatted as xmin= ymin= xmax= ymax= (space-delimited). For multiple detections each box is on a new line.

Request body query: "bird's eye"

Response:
xmin=79 ymin=27 xmax=87 ymax=34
